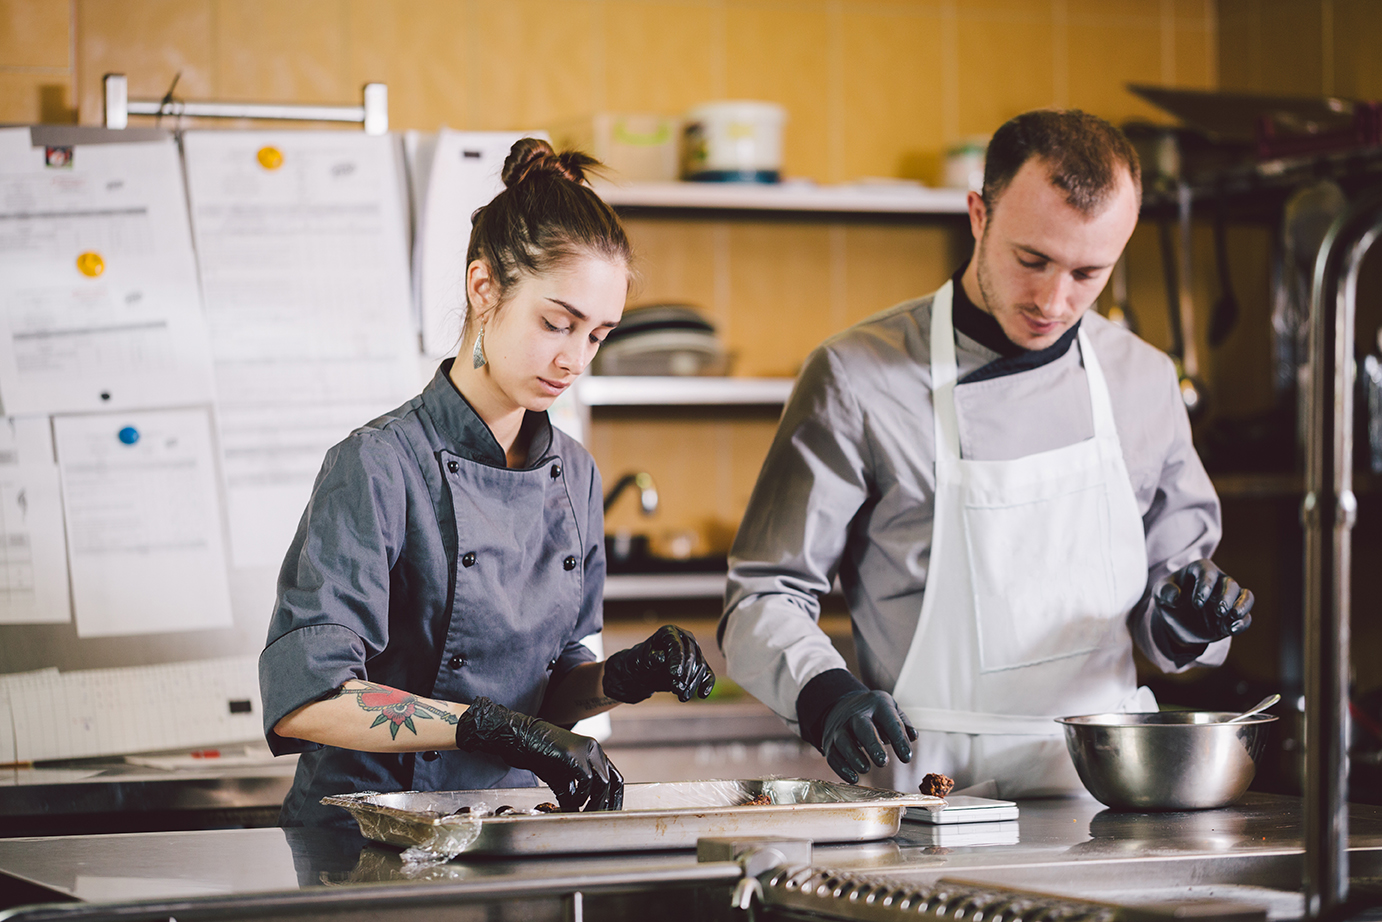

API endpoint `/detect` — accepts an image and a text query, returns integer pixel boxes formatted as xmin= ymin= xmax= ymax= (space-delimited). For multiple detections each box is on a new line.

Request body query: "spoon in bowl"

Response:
xmin=1224 ymin=693 xmax=1281 ymax=724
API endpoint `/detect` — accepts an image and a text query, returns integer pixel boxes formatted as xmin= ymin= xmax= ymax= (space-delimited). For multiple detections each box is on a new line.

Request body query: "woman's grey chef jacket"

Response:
xmin=720 ymin=289 xmax=1229 ymax=735
xmin=261 ymin=359 xmax=604 ymax=828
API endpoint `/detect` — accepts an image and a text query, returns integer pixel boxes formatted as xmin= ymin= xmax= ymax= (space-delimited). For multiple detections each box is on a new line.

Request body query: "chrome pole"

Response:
xmin=100 ymin=75 xmax=388 ymax=134
xmin=1303 ymin=187 xmax=1382 ymax=920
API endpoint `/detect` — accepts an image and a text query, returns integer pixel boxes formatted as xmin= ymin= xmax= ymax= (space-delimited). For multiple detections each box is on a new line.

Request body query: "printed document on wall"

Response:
xmin=53 ymin=408 xmax=232 ymax=637
xmin=415 ymin=130 xmax=543 ymax=358
xmin=0 ymin=416 xmax=70 ymax=625
xmin=0 ymin=128 xmax=215 ymax=416
xmin=182 ymin=131 xmax=419 ymax=568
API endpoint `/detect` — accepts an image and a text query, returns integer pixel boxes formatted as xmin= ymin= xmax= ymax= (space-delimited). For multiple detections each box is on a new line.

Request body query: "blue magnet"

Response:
xmin=118 ymin=426 xmax=139 ymax=445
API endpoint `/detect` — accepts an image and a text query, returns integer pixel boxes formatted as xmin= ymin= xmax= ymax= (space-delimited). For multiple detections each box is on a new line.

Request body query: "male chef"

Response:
xmin=719 ymin=109 xmax=1255 ymax=798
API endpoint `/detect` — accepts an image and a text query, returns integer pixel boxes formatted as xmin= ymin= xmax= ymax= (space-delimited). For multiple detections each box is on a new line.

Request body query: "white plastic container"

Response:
xmin=681 ymin=101 xmax=787 ymax=183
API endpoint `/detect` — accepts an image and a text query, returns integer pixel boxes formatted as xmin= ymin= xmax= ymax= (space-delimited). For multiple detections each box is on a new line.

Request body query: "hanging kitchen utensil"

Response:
xmin=1157 ymin=184 xmax=1207 ymax=419
xmin=1209 ymin=191 xmax=1240 ymax=347
xmin=1106 ymin=253 xmax=1138 ymax=334
xmin=1157 ymin=217 xmax=1185 ymax=359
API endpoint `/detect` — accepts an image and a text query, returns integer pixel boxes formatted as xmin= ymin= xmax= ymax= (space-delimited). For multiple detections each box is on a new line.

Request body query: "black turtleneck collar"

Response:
xmin=951 ymin=265 xmax=1081 ymax=384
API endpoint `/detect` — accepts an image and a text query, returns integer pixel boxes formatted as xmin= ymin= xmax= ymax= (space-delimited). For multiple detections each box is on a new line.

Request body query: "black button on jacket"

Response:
xmin=260 ymin=360 xmax=604 ymax=828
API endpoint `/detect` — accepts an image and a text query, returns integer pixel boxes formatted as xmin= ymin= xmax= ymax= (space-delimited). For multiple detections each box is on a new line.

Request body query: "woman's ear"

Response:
xmin=466 ymin=259 xmax=497 ymax=323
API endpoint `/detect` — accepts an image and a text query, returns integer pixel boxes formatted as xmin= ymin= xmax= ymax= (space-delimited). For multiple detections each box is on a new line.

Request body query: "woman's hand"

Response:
xmin=602 ymin=624 xmax=716 ymax=703
xmin=454 ymin=697 xmax=623 ymax=811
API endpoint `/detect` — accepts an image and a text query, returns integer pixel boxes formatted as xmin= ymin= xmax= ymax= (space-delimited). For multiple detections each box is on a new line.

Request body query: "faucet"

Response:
xmin=1302 ymin=186 xmax=1382 ymax=920
xmin=604 ymin=471 xmax=659 ymax=516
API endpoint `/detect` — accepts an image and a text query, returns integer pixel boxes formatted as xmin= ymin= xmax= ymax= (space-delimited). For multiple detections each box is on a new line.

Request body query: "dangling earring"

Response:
xmin=471 ymin=323 xmax=487 ymax=369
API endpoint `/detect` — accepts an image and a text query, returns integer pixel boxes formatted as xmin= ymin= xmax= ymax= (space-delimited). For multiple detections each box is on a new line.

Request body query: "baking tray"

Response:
xmin=323 ymin=778 xmax=944 ymax=858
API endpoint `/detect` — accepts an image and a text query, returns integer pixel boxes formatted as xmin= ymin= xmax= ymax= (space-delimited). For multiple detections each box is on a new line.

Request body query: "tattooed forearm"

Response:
xmin=340 ymin=680 xmax=460 ymax=739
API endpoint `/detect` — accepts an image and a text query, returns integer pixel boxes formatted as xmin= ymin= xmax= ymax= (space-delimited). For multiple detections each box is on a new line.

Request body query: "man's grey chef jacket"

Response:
xmin=720 ymin=285 xmax=1229 ymax=735
xmin=261 ymin=359 xmax=604 ymax=828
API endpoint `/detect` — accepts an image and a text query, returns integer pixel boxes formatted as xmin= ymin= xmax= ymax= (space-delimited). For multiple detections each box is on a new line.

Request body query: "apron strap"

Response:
xmin=1077 ymin=326 xmax=1119 ymax=443
xmin=929 ymin=281 xmax=961 ymax=464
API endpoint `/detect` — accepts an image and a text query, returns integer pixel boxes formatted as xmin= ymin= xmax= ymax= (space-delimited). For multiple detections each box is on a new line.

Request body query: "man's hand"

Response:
xmin=602 ymin=625 xmax=716 ymax=703
xmin=819 ymin=690 xmax=917 ymax=784
xmin=1152 ymin=559 xmax=1254 ymax=645
xmin=454 ymin=697 xmax=623 ymax=811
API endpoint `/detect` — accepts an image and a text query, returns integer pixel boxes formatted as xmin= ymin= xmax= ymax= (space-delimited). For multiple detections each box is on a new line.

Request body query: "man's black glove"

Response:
xmin=818 ymin=689 xmax=917 ymax=785
xmin=1151 ymin=559 xmax=1254 ymax=656
xmin=602 ymin=624 xmax=716 ymax=703
xmin=455 ymin=697 xmax=623 ymax=811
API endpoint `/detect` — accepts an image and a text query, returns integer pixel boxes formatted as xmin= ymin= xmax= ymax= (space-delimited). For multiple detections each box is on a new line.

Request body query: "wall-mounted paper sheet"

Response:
xmin=183 ymin=131 xmax=420 ymax=569
xmin=0 ymin=417 xmax=70 ymax=625
xmin=0 ymin=667 xmax=59 ymax=763
xmin=0 ymin=128 xmax=216 ymax=416
xmin=414 ymin=130 xmax=543 ymax=358
xmin=182 ymin=131 xmax=419 ymax=569
xmin=4 ymin=656 xmax=260 ymax=762
xmin=53 ymin=408 xmax=232 ymax=638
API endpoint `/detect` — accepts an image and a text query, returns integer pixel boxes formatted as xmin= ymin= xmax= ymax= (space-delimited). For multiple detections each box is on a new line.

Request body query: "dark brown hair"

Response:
xmin=981 ymin=109 xmax=1141 ymax=215
xmin=464 ymin=138 xmax=631 ymax=328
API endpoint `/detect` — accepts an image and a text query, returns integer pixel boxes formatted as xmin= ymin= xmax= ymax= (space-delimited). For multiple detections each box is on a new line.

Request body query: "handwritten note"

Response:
xmin=0 ymin=417 xmax=70 ymax=625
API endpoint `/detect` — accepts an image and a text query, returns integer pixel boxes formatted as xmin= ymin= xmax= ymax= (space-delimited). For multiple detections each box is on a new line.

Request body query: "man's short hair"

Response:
xmin=981 ymin=109 xmax=1141 ymax=215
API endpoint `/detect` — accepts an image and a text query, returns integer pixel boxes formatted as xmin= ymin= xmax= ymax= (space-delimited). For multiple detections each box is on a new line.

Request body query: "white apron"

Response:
xmin=885 ymin=281 xmax=1153 ymax=799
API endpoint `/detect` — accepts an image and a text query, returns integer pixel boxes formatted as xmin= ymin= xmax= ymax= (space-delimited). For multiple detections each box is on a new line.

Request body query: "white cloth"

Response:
xmin=720 ymin=285 xmax=1228 ymax=750
xmin=885 ymin=281 xmax=1153 ymax=798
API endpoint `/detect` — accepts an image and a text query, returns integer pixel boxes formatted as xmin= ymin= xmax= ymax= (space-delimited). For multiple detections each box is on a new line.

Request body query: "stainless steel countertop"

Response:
xmin=0 ymin=756 xmax=299 ymax=820
xmin=2 ymin=793 xmax=1381 ymax=920
xmin=0 ymin=700 xmax=799 ymax=823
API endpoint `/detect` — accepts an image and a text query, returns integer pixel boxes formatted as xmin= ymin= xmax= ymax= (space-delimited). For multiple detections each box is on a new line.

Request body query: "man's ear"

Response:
xmin=966 ymin=190 xmax=987 ymax=243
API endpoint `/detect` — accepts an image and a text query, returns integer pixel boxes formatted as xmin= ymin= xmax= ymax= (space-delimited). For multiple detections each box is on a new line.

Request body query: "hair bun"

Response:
xmin=502 ymin=137 xmax=600 ymax=188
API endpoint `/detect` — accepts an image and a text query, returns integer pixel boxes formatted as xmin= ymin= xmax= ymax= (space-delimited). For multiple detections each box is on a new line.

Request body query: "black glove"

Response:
xmin=1151 ymin=559 xmax=1254 ymax=650
xmin=818 ymin=689 xmax=917 ymax=785
xmin=454 ymin=697 xmax=623 ymax=811
xmin=602 ymin=624 xmax=716 ymax=703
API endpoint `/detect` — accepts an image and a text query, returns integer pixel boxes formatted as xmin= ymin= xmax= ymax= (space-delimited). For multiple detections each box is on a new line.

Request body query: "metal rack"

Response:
xmin=1302 ymin=187 xmax=1382 ymax=921
xmin=101 ymin=74 xmax=387 ymax=134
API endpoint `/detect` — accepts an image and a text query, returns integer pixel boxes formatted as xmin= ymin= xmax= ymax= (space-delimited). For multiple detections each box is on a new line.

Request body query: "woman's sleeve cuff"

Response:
xmin=259 ymin=623 xmax=367 ymax=755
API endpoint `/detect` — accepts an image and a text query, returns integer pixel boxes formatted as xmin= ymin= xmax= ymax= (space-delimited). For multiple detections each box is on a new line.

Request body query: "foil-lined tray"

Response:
xmin=323 ymin=778 xmax=944 ymax=858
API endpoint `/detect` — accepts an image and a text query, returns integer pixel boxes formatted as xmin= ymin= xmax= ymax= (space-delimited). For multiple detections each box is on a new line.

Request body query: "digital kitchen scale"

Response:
xmin=905 ymin=795 xmax=1019 ymax=825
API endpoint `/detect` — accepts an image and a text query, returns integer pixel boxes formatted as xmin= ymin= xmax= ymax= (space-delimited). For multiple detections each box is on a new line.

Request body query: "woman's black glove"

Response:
xmin=602 ymin=624 xmax=716 ymax=703
xmin=1151 ymin=559 xmax=1254 ymax=649
xmin=454 ymin=697 xmax=623 ymax=811
xmin=819 ymin=690 xmax=917 ymax=785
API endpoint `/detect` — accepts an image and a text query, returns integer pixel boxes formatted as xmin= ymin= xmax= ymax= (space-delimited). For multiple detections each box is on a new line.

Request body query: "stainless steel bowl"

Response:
xmin=1057 ymin=711 xmax=1277 ymax=811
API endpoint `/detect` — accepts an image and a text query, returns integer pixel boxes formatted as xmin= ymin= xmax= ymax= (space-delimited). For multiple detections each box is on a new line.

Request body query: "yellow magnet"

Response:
xmin=76 ymin=251 xmax=105 ymax=277
xmin=257 ymin=146 xmax=284 ymax=170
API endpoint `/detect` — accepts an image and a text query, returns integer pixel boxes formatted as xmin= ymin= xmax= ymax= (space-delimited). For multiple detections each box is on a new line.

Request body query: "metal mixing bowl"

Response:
xmin=1057 ymin=711 xmax=1277 ymax=811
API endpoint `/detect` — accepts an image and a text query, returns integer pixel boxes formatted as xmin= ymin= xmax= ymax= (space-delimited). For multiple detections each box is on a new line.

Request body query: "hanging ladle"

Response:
xmin=1224 ymin=693 xmax=1281 ymax=724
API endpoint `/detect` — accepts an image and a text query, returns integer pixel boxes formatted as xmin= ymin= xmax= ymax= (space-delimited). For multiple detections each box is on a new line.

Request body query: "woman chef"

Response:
xmin=260 ymin=138 xmax=715 ymax=828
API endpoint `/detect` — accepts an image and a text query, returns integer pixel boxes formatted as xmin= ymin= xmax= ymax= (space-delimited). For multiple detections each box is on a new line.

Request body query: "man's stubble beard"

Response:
xmin=973 ymin=225 xmax=1002 ymax=327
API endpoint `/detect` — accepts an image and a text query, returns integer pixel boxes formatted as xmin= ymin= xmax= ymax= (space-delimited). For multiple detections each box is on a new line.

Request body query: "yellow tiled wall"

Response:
xmin=10 ymin=0 xmax=1366 ymax=558
xmin=4 ymin=0 xmax=1219 ymax=185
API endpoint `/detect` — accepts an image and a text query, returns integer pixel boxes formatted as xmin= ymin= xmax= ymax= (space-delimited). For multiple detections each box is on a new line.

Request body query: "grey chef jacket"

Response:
xmin=720 ymin=285 xmax=1229 ymax=735
xmin=261 ymin=359 xmax=603 ymax=828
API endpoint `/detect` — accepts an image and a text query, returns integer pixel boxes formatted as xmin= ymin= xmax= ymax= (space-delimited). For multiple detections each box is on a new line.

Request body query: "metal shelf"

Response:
xmin=576 ymin=376 xmax=794 ymax=406
xmin=604 ymin=573 xmax=726 ymax=600
xmin=593 ymin=180 xmax=969 ymax=215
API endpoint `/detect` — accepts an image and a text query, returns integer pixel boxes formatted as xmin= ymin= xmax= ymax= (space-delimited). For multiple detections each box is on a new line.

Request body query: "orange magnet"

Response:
xmin=76 ymin=251 xmax=104 ymax=277
xmin=256 ymin=146 xmax=284 ymax=170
